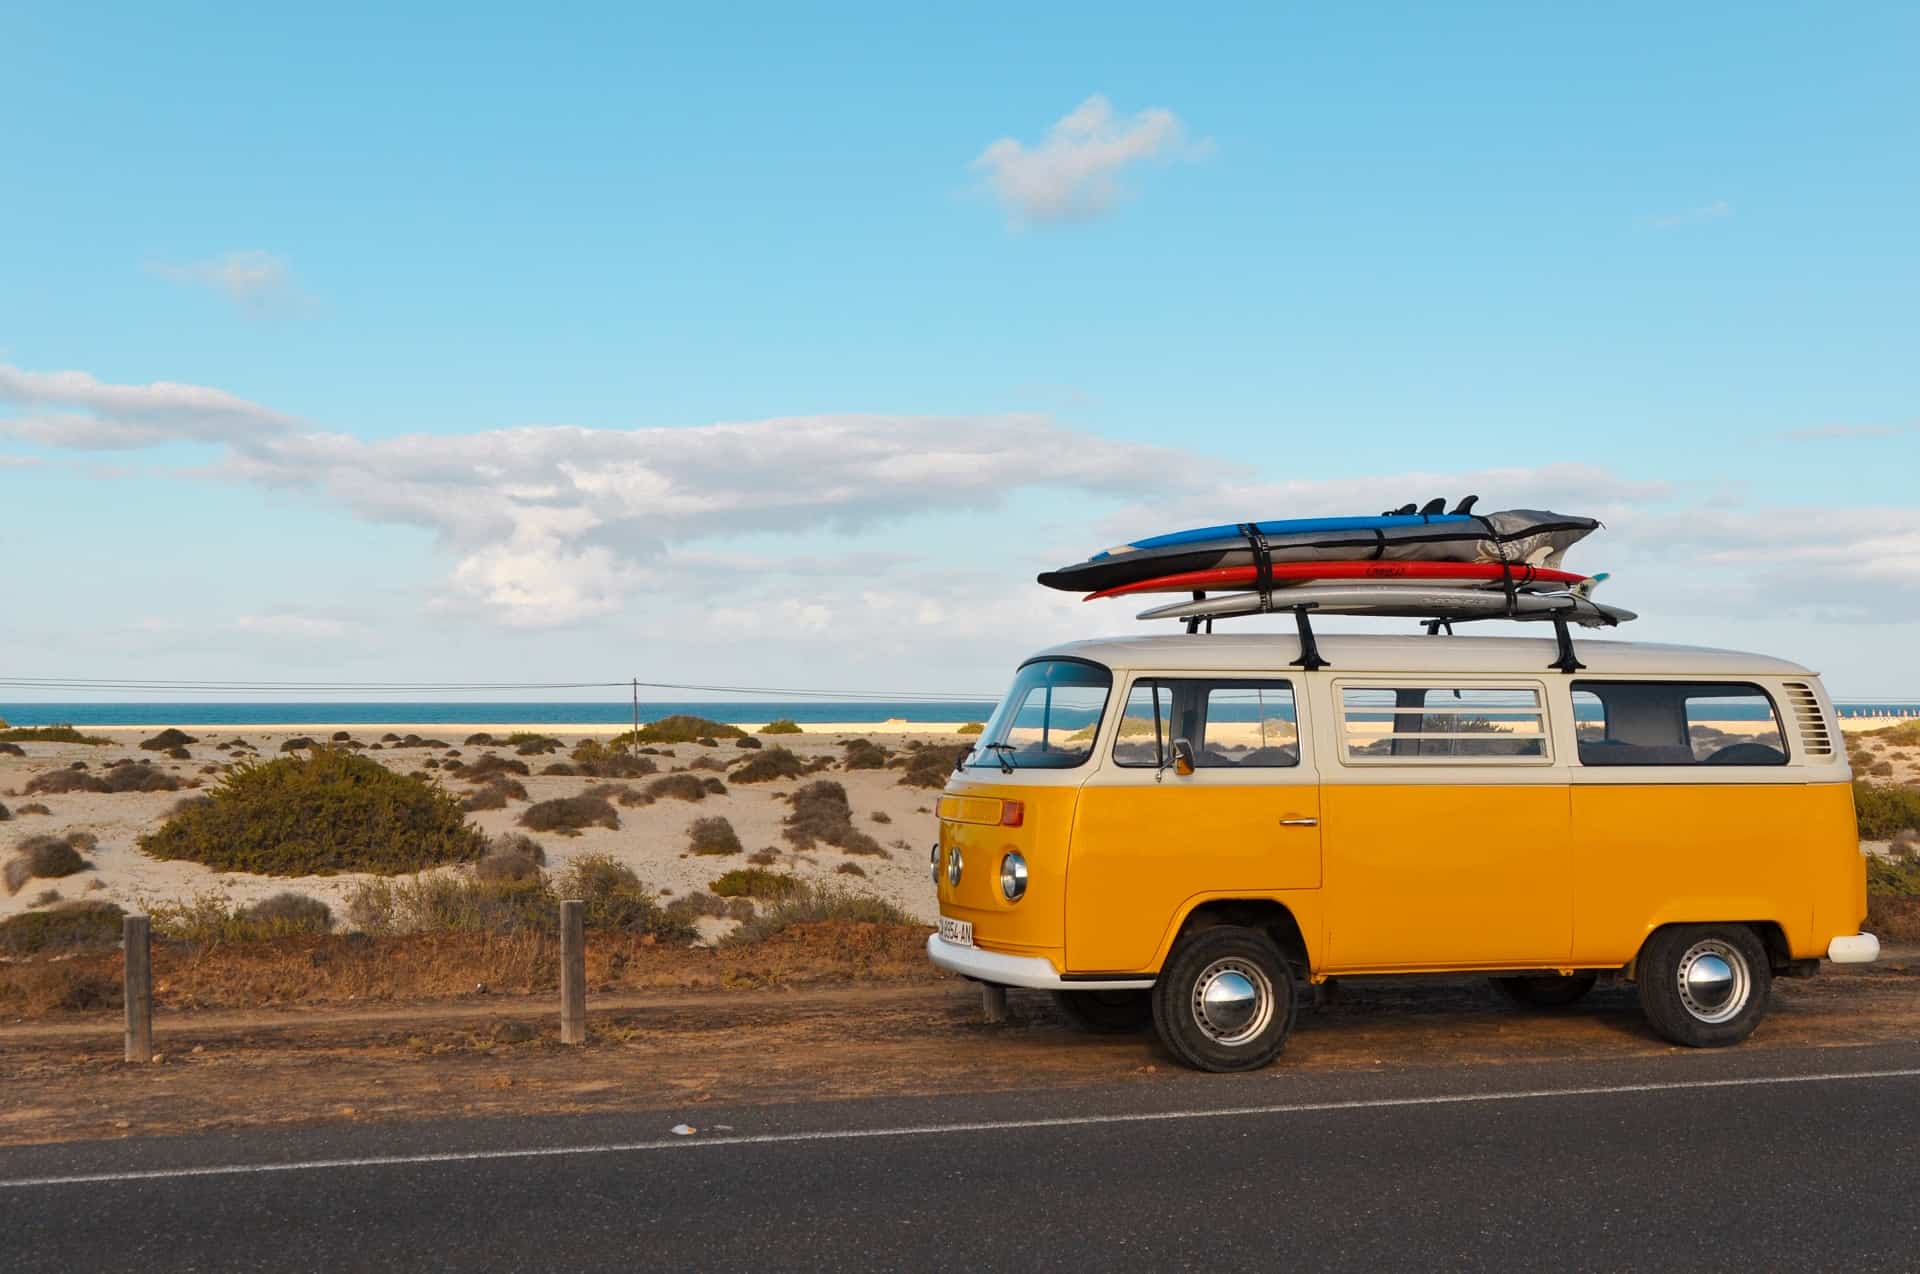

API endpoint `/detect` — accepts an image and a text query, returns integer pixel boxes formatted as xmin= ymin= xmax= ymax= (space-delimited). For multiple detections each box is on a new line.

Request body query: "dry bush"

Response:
xmin=730 ymin=746 xmax=806 ymax=784
xmin=475 ymin=832 xmax=547 ymax=882
xmin=842 ymin=738 xmax=890 ymax=770
xmin=0 ymin=801 xmax=9 ymax=821
xmin=148 ymin=891 xmax=333 ymax=943
xmin=279 ymin=736 xmax=316 ymax=752
xmin=465 ymin=754 xmax=531 ymax=780
xmin=783 ymin=780 xmax=886 ymax=855
xmin=568 ymin=739 xmax=658 ymax=779
xmin=140 ymin=750 xmax=487 ymax=875
xmin=710 ymin=867 xmax=803 ymax=900
xmin=688 ymin=755 xmax=728 ymax=772
xmin=759 ymin=719 xmax=803 ymax=735
xmin=664 ymin=890 xmax=731 ymax=921
xmin=31 ymin=888 xmax=61 ymax=906
xmin=1868 ymin=760 xmax=1895 ymax=778
xmin=747 ymin=847 xmax=779 ymax=865
xmin=4 ymin=833 xmax=92 ymax=893
xmin=896 ymin=745 xmax=967 ymax=789
xmin=688 ymin=816 xmax=743 ymax=856
xmin=508 ymin=733 xmax=562 ymax=755
xmin=644 ymin=773 xmax=711 ymax=804
xmin=26 ymin=762 xmax=182 ymax=795
xmin=0 ymin=725 xmax=111 ymax=745
xmin=392 ymin=734 xmax=452 ymax=749
xmin=0 ymin=900 xmax=126 ymax=954
xmin=138 ymin=728 xmax=198 ymax=751
xmin=540 ymin=762 xmax=579 ymax=776
xmin=464 ymin=732 xmax=497 ymax=746
xmin=0 ymin=743 xmax=24 ymax=757
xmin=735 ymin=736 xmax=763 ymax=750
xmin=346 ymin=875 xmax=556 ymax=936
xmin=870 ymin=810 xmax=892 ymax=824
xmin=461 ymin=777 xmax=527 ymax=811
xmin=835 ymin=862 xmax=867 ymax=878
xmin=15 ymin=803 xmax=50 ymax=816
xmin=554 ymin=853 xmax=693 ymax=940
xmin=166 ymin=746 xmax=191 ymax=760
xmin=1867 ymin=721 xmax=1920 ymax=747
xmin=518 ymin=794 xmax=619 ymax=836
xmin=724 ymin=882 xmax=912 ymax=945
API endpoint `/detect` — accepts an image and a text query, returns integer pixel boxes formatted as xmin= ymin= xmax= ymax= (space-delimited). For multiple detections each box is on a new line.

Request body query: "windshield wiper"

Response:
xmin=983 ymin=742 xmax=1018 ymax=774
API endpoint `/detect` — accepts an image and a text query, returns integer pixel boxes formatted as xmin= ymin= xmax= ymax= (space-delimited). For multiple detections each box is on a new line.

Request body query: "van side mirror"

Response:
xmin=1171 ymin=738 xmax=1195 ymax=777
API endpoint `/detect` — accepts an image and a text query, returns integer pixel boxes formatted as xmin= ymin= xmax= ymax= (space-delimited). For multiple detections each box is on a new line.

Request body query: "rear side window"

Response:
xmin=1572 ymin=681 xmax=1787 ymax=767
xmin=1340 ymin=685 xmax=1549 ymax=762
xmin=1114 ymin=679 xmax=1299 ymax=768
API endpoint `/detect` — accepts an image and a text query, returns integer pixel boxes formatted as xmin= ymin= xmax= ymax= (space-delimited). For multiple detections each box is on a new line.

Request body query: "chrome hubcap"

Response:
xmin=1191 ymin=959 xmax=1274 ymax=1046
xmin=1677 ymin=940 xmax=1750 ymax=1024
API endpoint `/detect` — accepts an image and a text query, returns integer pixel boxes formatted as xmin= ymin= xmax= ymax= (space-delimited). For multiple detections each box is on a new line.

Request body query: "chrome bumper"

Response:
xmin=925 ymin=934 xmax=1154 ymax=991
xmin=1827 ymin=933 xmax=1881 ymax=964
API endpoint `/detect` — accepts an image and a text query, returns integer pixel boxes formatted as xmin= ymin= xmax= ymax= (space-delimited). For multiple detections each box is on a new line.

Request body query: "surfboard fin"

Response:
xmin=1382 ymin=502 xmax=1418 ymax=516
xmin=1570 ymin=572 xmax=1610 ymax=600
xmin=1419 ymin=498 xmax=1446 ymax=516
xmin=1450 ymin=495 xmax=1479 ymax=515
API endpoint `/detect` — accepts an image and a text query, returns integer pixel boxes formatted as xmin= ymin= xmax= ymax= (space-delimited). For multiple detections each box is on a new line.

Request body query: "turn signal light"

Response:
xmin=999 ymin=800 xmax=1024 ymax=828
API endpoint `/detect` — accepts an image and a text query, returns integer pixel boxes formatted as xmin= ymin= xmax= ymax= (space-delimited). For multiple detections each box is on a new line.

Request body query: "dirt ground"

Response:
xmin=3 ymin=947 xmax=1915 ymax=1148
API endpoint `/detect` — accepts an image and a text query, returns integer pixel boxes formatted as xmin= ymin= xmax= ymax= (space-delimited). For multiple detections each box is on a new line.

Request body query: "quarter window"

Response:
xmin=1571 ymin=682 xmax=1787 ymax=766
xmin=1340 ymin=686 xmax=1549 ymax=762
xmin=1113 ymin=679 xmax=1299 ymax=768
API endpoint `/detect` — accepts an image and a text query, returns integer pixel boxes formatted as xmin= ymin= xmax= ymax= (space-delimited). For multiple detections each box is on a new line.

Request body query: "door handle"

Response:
xmin=1278 ymin=817 xmax=1318 ymax=827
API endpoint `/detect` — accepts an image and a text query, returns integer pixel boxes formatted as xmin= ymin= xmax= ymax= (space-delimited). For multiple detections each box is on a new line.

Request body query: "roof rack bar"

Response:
xmin=1289 ymin=606 xmax=1330 ymax=671
xmin=1548 ymin=616 xmax=1585 ymax=674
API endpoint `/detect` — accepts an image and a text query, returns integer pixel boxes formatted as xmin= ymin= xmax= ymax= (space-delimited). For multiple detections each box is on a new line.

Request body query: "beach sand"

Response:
xmin=0 ymin=728 xmax=960 ymax=931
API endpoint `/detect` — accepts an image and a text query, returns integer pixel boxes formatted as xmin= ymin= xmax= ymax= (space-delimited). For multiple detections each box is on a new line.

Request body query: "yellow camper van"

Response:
xmin=927 ymin=633 xmax=1876 ymax=1072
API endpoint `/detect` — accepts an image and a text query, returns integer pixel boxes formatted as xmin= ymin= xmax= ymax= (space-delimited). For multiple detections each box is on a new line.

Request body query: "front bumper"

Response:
xmin=1827 ymin=933 xmax=1881 ymax=964
xmin=926 ymin=934 xmax=1154 ymax=991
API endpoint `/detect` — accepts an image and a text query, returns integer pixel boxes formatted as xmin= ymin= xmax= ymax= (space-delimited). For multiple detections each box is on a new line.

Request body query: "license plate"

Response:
xmin=939 ymin=916 xmax=974 ymax=947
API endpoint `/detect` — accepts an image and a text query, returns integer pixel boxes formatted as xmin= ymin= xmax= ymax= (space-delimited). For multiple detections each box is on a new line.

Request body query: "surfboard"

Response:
xmin=1132 ymin=584 xmax=1636 ymax=628
xmin=1085 ymin=560 xmax=1589 ymax=600
xmin=1039 ymin=510 xmax=1601 ymax=594
xmin=1093 ymin=512 xmax=1475 ymax=559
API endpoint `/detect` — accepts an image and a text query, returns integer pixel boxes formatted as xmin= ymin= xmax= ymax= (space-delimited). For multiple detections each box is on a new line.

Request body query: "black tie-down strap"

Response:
xmin=1238 ymin=523 xmax=1275 ymax=610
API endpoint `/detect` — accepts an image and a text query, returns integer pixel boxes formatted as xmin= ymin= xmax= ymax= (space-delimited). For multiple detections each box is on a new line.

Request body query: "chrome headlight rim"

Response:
xmin=929 ymin=842 xmax=941 ymax=885
xmin=999 ymin=851 xmax=1028 ymax=901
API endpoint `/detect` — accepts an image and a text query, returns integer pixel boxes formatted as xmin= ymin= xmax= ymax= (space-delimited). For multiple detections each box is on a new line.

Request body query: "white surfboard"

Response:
xmin=1134 ymin=584 xmax=1636 ymax=628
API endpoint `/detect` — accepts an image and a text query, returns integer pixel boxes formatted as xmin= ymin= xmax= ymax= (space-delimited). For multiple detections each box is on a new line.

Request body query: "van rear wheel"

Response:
xmin=1636 ymin=924 xmax=1771 ymax=1047
xmin=1151 ymin=927 xmax=1296 ymax=1073
xmin=1491 ymin=972 xmax=1598 ymax=1009
xmin=1052 ymin=990 xmax=1152 ymax=1033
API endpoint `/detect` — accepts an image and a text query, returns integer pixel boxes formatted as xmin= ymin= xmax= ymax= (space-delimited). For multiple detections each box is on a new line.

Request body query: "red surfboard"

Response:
xmin=1084 ymin=560 xmax=1588 ymax=601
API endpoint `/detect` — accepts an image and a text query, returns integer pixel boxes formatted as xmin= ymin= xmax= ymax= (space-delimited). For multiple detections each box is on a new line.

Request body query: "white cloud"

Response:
xmin=148 ymin=249 xmax=298 ymax=311
xmin=972 ymin=95 xmax=1207 ymax=226
xmin=0 ymin=363 xmax=294 ymax=449
xmin=1648 ymin=200 xmax=1733 ymax=228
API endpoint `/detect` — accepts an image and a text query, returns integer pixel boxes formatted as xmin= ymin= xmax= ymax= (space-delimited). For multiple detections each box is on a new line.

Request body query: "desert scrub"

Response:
xmin=0 ymin=725 xmax=111 ymax=746
xmin=15 ymin=803 xmax=51 ymax=816
xmin=709 ymin=867 xmax=803 ymax=900
xmin=687 ymin=816 xmax=743 ymax=856
xmin=759 ymin=719 xmax=803 ymax=735
xmin=896 ymin=745 xmax=967 ymax=789
xmin=735 ymin=735 xmax=763 ymax=750
xmin=956 ymin=722 xmax=984 ymax=735
xmin=25 ymin=762 xmax=182 ymax=795
xmin=1866 ymin=721 xmax=1920 ymax=748
xmin=139 ymin=749 xmax=487 ymax=875
xmin=642 ymin=773 xmax=713 ymax=803
xmin=618 ymin=715 xmax=746 ymax=744
xmin=506 ymin=732 xmax=563 ymax=755
xmin=729 ymin=746 xmax=806 ymax=784
xmin=464 ymin=754 xmax=531 ymax=780
xmin=138 ymin=728 xmax=199 ymax=751
xmin=148 ymin=891 xmax=334 ymax=943
xmin=834 ymin=862 xmax=867 ymax=878
xmin=518 ymin=794 xmax=620 ymax=835
xmin=4 ymin=833 xmax=94 ymax=894
xmin=346 ymin=874 xmax=556 ymax=936
xmin=724 ymin=882 xmax=912 ymax=945
xmin=567 ymin=738 xmax=658 ymax=779
xmin=555 ymin=853 xmax=694 ymax=941
xmin=0 ymin=743 xmax=23 ymax=757
xmin=0 ymin=900 xmax=126 ymax=954
xmin=1855 ymin=781 xmax=1920 ymax=840
xmin=842 ymin=738 xmax=890 ymax=770
xmin=475 ymin=833 xmax=547 ymax=881
xmin=0 ymin=801 xmax=9 ymax=821
xmin=783 ymin=780 xmax=886 ymax=855
xmin=462 ymin=777 xmax=528 ymax=810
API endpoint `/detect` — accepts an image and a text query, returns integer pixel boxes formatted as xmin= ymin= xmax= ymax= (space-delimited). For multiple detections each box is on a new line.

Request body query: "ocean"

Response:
xmin=0 ymin=701 xmax=999 ymax=728
xmin=0 ymin=699 xmax=1912 ymax=728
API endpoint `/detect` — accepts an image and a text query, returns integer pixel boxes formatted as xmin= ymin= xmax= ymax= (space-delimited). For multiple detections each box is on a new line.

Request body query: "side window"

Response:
xmin=1341 ymin=686 xmax=1548 ymax=762
xmin=1572 ymin=682 xmax=1787 ymax=766
xmin=1113 ymin=679 xmax=1299 ymax=768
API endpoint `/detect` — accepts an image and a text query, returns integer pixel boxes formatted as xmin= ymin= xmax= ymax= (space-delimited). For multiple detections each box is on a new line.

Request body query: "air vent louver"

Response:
xmin=1782 ymin=682 xmax=1834 ymax=759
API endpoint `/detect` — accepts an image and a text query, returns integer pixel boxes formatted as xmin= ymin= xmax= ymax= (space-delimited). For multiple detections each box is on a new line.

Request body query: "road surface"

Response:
xmin=5 ymin=1041 xmax=1917 ymax=1271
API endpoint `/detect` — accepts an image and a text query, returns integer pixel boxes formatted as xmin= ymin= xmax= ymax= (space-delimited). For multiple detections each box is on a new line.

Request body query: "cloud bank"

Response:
xmin=972 ymin=95 xmax=1207 ymax=225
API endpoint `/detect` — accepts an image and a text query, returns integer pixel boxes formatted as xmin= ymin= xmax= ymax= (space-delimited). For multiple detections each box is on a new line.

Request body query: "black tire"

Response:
xmin=1491 ymin=972 xmax=1599 ymax=1009
xmin=1636 ymin=924 xmax=1772 ymax=1047
xmin=1150 ymin=926 xmax=1297 ymax=1073
xmin=1052 ymin=989 xmax=1153 ymax=1034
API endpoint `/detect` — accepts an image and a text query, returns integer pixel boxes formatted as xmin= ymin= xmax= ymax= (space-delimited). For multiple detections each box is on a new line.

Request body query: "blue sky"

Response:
xmin=2 ymin=2 xmax=1916 ymax=700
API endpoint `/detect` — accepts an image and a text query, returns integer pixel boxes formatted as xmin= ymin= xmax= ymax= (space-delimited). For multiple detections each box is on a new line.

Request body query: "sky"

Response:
xmin=2 ymin=2 xmax=1916 ymax=701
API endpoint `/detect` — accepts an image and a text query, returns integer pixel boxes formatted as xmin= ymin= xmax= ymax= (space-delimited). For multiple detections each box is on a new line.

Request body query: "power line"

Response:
xmin=0 ymin=676 xmax=998 ymax=701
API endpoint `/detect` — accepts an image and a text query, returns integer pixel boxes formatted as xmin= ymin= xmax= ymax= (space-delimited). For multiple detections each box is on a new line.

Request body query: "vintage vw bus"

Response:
xmin=927 ymin=632 xmax=1876 ymax=1072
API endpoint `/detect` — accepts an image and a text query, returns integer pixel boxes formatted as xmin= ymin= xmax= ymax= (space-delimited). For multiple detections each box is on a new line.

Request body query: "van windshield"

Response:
xmin=967 ymin=659 xmax=1111 ymax=770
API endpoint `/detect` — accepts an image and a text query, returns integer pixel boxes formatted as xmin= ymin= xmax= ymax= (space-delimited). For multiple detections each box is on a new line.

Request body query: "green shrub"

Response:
xmin=25 ymin=762 xmax=182 ymax=795
xmin=0 ymin=725 xmax=111 ymax=746
xmin=138 ymin=728 xmax=199 ymax=752
xmin=709 ymin=867 xmax=803 ymax=900
xmin=509 ymin=733 xmax=562 ymax=755
xmin=1856 ymin=781 xmax=1920 ymax=840
xmin=956 ymin=721 xmax=984 ymax=736
xmin=688 ymin=816 xmax=743 ymax=856
xmin=519 ymin=794 xmax=619 ymax=835
xmin=730 ymin=746 xmax=806 ymax=784
xmin=567 ymin=739 xmax=658 ymax=778
xmin=346 ymin=874 xmax=556 ymax=936
xmin=759 ymin=719 xmax=804 ymax=735
xmin=619 ymin=715 xmax=746 ymax=744
xmin=897 ymin=746 xmax=966 ymax=789
xmin=724 ymin=882 xmax=912 ymax=944
xmin=1866 ymin=721 xmax=1920 ymax=748
xmin=554 ymin=853 xmax=694 ymax=940
xmin=139 ymin=749 xmax=487 ymax=875
xmin=0 ymin=900 xmax=127 ymax=954
xmin=1866 ymin=855 xmax=1920 ymax=898
xmin=148 ymin=891 xmax=334 ymax=943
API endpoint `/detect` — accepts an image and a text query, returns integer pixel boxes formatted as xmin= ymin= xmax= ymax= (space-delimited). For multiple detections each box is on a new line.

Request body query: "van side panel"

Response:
xmin=1807 ymin=782 xmax=1870 ymax=956
xmin=1567 ymin=783 xmax=1846 ymax=963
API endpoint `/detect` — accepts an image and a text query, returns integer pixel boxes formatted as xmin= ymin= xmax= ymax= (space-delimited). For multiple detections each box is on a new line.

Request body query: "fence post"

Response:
xmin=559 ymin=899 xmax=586 ymax=1045
xmin=123 ymin=914 xmax=152 ymax=1063
xmin=981 ymin=983 xmax=1007 ymax=1024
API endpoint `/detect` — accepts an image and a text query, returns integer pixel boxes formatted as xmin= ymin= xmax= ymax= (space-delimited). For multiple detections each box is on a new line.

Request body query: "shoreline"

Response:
xmin=63 ymin=721 xmax=977 ymax=736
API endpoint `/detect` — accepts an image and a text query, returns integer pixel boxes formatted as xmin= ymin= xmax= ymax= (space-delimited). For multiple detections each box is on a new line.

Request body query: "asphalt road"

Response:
xmin=5 ymin=1043 xmax=1918 ymax=1272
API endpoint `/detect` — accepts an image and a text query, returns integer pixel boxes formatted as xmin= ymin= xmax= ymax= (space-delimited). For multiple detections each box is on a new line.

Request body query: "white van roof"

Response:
xmin=1031 ymin=633 xmax=1815 ymax=678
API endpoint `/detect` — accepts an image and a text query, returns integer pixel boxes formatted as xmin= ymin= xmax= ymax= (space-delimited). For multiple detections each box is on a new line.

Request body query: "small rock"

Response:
xmin=150 ymin=1053 xmax=165 ymax=1065
xmin=190 ymin=1044 xmax=205 ymax=1055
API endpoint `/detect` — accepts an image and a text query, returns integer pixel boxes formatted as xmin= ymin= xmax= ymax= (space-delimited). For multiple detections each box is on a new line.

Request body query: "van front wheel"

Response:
xmin=1637 ymin=924 xmax=1771 ymax=1047
xmin=1052 ymin=990 xmax=1153 ymax=1033
xmin=1151 ymin=927 xmax=1296 ymax=1073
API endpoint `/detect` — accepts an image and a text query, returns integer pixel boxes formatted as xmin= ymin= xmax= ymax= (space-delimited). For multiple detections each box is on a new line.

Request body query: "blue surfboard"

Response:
xmin=1094 ymin=513 xmax=1476 ymax=559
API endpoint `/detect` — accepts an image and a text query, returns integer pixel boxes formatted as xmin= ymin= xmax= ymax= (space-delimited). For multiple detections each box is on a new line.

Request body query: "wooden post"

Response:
xmin=981 ymin=982 xmax=1007 ymax=1024
xmin=123 ymin=914 xmax=152 ymax=1063
xmin=559 ymin=899 xmax=586 ymax=1045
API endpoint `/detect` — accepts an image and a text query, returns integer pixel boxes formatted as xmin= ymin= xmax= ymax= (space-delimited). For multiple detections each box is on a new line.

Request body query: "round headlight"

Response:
xmin=947 ymin=845 xmax=964 ymax=887
xmin=1000 ymin=851 xmax=1028 ymax=901
xmin=929 ymin=842 xmax=941 ymax=885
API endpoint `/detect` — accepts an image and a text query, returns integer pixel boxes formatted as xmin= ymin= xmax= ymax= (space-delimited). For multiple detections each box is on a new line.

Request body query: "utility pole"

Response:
xmin=631 ymin=677 xmax=640 ymax=742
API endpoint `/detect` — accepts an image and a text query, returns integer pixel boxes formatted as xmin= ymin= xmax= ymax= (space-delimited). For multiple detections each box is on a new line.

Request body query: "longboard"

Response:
xmin=1085 ymin=560 xmax=1589 ymax=600
xmin=1133 ymin=584 xmax=1636 ymax=628
xmin=1096 ymin=512 xmax=1474 ymax=558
